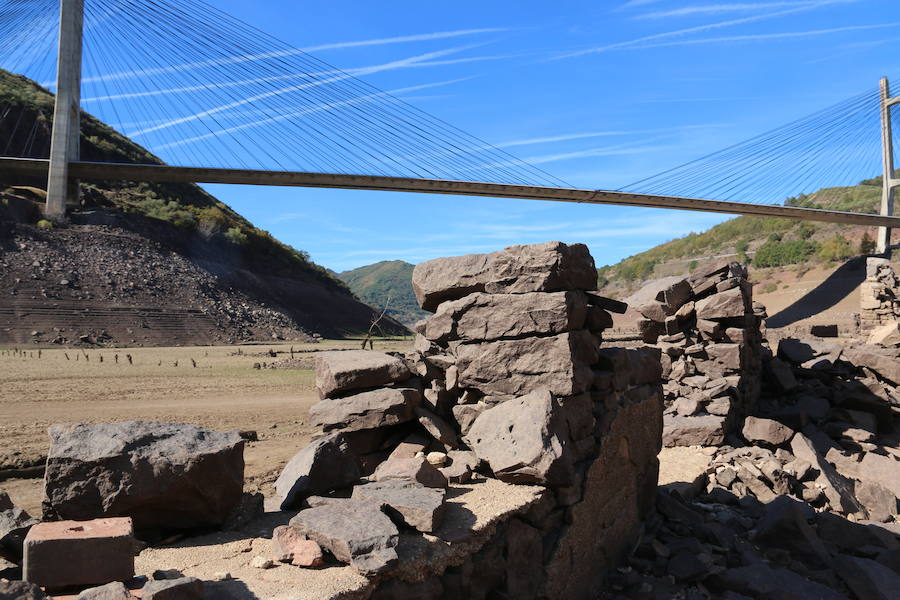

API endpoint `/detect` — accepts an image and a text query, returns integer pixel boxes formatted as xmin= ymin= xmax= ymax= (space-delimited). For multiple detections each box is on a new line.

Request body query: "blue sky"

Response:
xmin=93 ymin=1 xmax=900 ymax=269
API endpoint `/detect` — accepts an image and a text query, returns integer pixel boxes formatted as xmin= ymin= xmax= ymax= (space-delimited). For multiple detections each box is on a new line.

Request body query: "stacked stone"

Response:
xmin=860 ymin=257 xmax=900 ymax=336
xmin=273 ymin=241 xmax=664 ymax=598
xmin=633 ymin=261 xmax=766 ymax=447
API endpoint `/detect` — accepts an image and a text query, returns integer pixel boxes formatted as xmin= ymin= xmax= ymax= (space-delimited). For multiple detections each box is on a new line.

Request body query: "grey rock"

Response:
xmin=424 ymin=291 xmax=587 ymax=343
xmin=0 ymin=491 xmax=38 ymax=564
xmin=373 ymin=456 xmax=448 ymax=489
xmin=440 ymin=450 xmax=480 ymax=484
xmin=695 ymin=287 xmax=748 ymax=320
xmin=275 ymin=433 xmax=361 ymax=510
xmin=711 ymin=564 xmax=849 ymax=600
xmin=855 ymin=480 xmax=899 ymax=523
xmin=742 ymin=417 xmax=794 ymax=447
xmin=767 ymin=358 xmax=798 ymax=392
xmin=790 ymin=432 xmax=863 ymax=515
xmin=309 ymin=387 xmax=420 ymax=433
xmin=289 ymin=497 xmax=399 ymax=575
xmin=662 ymin=415 xmax=726 ymax=447
xmin=835 ymin=554 xmax=900 ymax=600
xmin=753 ymin=496 xmax=832 ymax=569
xmin=315 ymin=351 xmax=411 ymax=399
xmin=415 ymin=407 xmax=459 ymax=449
xmin=464 ymin=390 xmax=576 ymax=486
xmin=76 ymin=582 xmax=131 ymax=600
xmin=846 ymin=347 xmax=900 ymax=385
xmin=142 ymin=577 xmax=204 ymax=600
xmin=0 ymin=581 xmax=48 ymax=600
xmin=411 ymin=241 xmax=597 ymax=312
xmin=42 ymin=421 xmax=244 ymax=531
xmin=352 ymin=480 xmax=446 ymax=532
xmin=454 ymin=331 xmax=598 ymax=398
xmin=451 ymin=402 xmax=489 ymax=436
xmin=859 ymin=452 xmax=900 ymax=498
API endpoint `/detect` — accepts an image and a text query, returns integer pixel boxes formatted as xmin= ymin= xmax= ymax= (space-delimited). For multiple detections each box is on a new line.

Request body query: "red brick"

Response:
xmin=23 ymin=518 xmax=135 ymax=590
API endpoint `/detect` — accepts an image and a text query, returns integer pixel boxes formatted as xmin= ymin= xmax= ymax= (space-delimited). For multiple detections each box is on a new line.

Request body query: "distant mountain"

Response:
xmin=339 ymin=261 xmax=429 ymax=327
xmin=596 ymin=176 xmax=894 ymax=300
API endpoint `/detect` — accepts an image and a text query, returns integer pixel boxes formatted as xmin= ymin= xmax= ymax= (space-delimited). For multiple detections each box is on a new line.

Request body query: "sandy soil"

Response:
xmin=0 ymin=339 xmax=412 ymax=517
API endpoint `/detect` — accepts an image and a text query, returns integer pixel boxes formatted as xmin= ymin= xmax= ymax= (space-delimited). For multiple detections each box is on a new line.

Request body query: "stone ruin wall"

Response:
xmin=273 ymin=241 xmax=664 ymax=598
xmin=632 ymin=262 xmax=766 ymax=447
xmin=859 ymin=257 xmax=900 ymax=333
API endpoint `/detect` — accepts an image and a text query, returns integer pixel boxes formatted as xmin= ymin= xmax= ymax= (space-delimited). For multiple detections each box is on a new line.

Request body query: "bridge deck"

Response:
xmin=3 ymin=157 xmax=899 ymax=228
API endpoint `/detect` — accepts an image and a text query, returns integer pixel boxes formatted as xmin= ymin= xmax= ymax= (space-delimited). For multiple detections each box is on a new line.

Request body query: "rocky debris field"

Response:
xmin=601 ymin=332 xmax=900 ymax=600
xmin=0 ymin=222 xmax=314 ymax=346
xmin=0 ymin=215 xmax=408 ymax=346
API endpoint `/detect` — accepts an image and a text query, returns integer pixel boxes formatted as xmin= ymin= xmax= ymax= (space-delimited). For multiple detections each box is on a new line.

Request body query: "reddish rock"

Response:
xmin=23 ymin=517 xmax=135 ymax=590
xmin=314 ymin=351 xmax=411 ymax=399
xmin=742 ymin=417 xmax=794 ymax=447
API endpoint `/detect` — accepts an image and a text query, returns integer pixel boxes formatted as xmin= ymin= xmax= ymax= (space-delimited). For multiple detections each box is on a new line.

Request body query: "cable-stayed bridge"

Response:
xmin=0 ymin=0 xmax=898 ymax=253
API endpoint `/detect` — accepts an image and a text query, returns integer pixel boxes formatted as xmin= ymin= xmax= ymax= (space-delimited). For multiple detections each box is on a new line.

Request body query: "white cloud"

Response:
xmin=73 ymin=28 xmax=509 ymax=86
xmin=554 ymin=0 xmax=863 ymax=60
xmin=636 ymin=1 xmax=830 ymax=20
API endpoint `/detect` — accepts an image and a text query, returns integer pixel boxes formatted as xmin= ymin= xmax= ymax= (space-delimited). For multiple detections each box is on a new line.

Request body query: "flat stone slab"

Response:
xmin=424 ymin=291 xmax=588 ymax=343
xmin=662 ymin=415 xmax=726 ymax=447
xmin=352 ymin=481 xmax=447 ymax=533
xmin=454 ymin=331 xmax=598 ymax=398
xmin=412 ymin=241 xmax=596 ymax=312
xmin=314 ymin=351 xmax=411 ymax=399
xmin=309 ymin=387 xmax=420 ymax=433
xmin=657 ymin=447 xmax=714 ymax=499
xmin=695 ymin=287 xmax=748 ymax=320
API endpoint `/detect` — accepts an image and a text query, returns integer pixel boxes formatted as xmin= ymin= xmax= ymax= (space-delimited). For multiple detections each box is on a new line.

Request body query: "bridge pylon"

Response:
xmin=878 ymin=77 xmax=898 ymax=257
xmin=45 ymin=0 xmax=84 ymax=221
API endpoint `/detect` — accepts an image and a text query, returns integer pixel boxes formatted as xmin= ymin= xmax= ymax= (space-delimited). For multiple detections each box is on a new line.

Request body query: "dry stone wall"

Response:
xmin=860 ymin=257 xmax=900 ymax=333
xmin=273 ymin=241 xmax=664 ymax=599
xmin=632 ymin=262 xmax=765 ymax=447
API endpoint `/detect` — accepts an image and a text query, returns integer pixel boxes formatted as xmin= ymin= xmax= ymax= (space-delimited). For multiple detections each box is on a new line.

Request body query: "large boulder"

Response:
xmin=0 ymin=581 xmax=48 ymax=600
xmin=790 ymin=432 xmax=863 ymax=515
xmin=289 ymin=497 xmax=399 ymax=575
xmin=464 ymin=390 xmax=576 ymax=486
xmin=845 ymin=347 xmax=900 ymax=385
xmin=412 ymin=241 xmax=596 ymax=312
xmin=309 ymin=387 xmax=420 ymax=433
xmin=42 ymin=421 xmax=244 ymax=532
xmin=424 ymin=291 xmax=588 ymax=343
xmin=275 ymin=433 xmax=361 ymax=510
xmin=742 ymin=417 xmax=794 ymax=447
xmin=315 ymin=351 xmax=411 ymax=399
xmin=0 ymin=491 xmax=38 ymax=564
xmin=454 ymin=331 xmax=598 ymax=398
xmin=867 ymin=322 xmax=900 ymax=347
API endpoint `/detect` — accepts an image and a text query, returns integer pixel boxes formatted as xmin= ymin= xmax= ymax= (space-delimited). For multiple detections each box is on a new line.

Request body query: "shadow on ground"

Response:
xmin=766 ymin=257 xmax=867 ymax=328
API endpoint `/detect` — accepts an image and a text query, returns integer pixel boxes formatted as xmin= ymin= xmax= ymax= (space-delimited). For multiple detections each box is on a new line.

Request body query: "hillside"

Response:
xmin=0 ymin=69 xmax=408 ymax=344
xmin=339 ymin=261 xmax=429 ymax=327
xmin=596 ymin=176 xmax=897 ymax=300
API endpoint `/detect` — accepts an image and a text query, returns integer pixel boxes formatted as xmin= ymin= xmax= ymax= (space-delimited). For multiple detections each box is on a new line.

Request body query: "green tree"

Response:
xmin=859 ymin=231 xmax=877 ymax=255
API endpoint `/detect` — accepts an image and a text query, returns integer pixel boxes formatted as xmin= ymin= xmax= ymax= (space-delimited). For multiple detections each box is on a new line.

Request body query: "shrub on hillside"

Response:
xmin=224 ymin=226 xmax=248 ymax=246
xmin=752 ymin=240 xmax=818 ymax=268
xmin=817 ymin=234 xmax=852 ymax=263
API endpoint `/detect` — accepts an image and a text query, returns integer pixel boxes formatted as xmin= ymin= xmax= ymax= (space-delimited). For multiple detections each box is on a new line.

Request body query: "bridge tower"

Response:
xmin=878 ymin=77 xmax=898 ymax=257
xmin=45 ymin=0 xmax=84 ymax=221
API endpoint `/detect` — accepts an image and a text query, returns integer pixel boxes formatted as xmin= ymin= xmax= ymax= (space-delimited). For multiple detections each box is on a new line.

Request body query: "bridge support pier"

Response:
xmin=878 ymin=77 xmax=898 ymax=257
xmin=45 ymin=0 xmax=84 ymax=221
